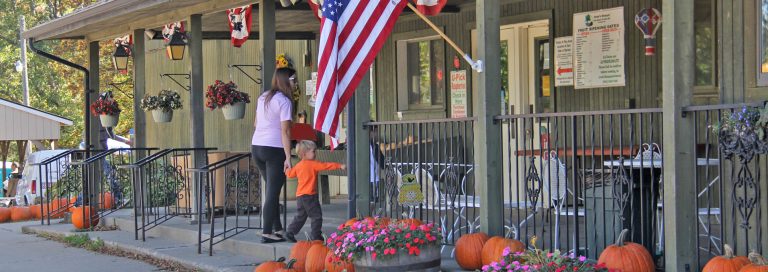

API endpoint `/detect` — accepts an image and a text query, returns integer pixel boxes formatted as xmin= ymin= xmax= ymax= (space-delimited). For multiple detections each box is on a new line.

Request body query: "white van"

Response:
xmin=14 ymin=150 xmax=71 ymax=206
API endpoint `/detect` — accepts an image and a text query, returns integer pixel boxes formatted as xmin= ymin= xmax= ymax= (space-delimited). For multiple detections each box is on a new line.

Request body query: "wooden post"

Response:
xmin=260 ymin=0 xmax=276 ymax=92
xmin=662 ymin=0 xmax=697 ymax=270
xmin=475 ymin=0 xmax=503 ymax=236
xmin=88 ymin=41 xmax=101 ymax=150
xmin=353 ymin=71 xmax=372 ymax=217
xmin=132 ymin=28 xmax=147 ymax=151
xmin=189 ymin=14 xmax=206 ymax=220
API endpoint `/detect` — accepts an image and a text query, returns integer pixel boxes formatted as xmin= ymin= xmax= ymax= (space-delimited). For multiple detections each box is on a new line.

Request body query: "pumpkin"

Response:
xmin=481 ymin=236 xmax=525 ymax=265
xmin=702 ymin=244 xmax=749 ymax=272
xmin=455 ymin=231 xmax=490 ymax=270
xmin=99 ymin=192 xmax=114 ymax=210
xmin=275 ymin=259 xmax=301 ymax=272
xmin=325 ymin=251 xmax=354 ymax=272
xmin=68 ymin=197 xmax=77 ymax=212
xmin=253 ymin=257 xmax=286 ymax=272
xmin=10 ymin=206 xmax=31 ymax=222
xmin=48 ymin=200 xmax=67 ymax=218
xmin=377 ymin=217 xmax=391 ymax=227
xmin=289 ymin=240 xmax=322 ymax=271
xmin=29 ymin=204 xmax=42 ymax=219
xmin=741 ymin=252 xmax=768 ymax=272
xmin=0 ymin=207 xmax=11 ymax=223
xmin=597 ymin=229 xmax=655 ymax=272
xmin=305 ymin=244 xmax=331 ymax=272
xmin=71 ymin=206 xmax=99 ymax=229
xmin=343 ymin=218 xmax=358 ymax=227
xmin=398 ymin=218 xmax=423 ymax=227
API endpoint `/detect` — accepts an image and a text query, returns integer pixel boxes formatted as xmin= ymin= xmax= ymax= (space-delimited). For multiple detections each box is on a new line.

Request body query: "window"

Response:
xmin=695 ymin=0 xmax=716 ymax=87
xmin=759 ymin=0 xmax=768 ymax=84
xmin=397 ymin=37 xmax=446 ymax=110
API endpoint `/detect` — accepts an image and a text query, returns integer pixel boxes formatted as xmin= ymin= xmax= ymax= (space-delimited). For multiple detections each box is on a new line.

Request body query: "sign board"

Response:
xmin=554 ymin=36 xmax=574 ymax=87
xmin=450 ymin=70 xmax=468 ymax=118
xmin=573 ymin=7 xmax=626 ymax=89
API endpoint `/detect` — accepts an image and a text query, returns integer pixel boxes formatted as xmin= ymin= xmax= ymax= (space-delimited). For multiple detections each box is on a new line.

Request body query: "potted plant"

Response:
xmin=326 ymin=217 xmax=442 ymax=270
xmin=140 ymin=90 xmax=182 ymax=123
xmin=481 ymin=237 xmax=609 ymax=272
xmin=713 ymin=105 xmax=768 ymax=161
xmin=205 ymin=80 xmax=250 ymax=120
xmin=90 ymin=92 xmax=121 ymax=127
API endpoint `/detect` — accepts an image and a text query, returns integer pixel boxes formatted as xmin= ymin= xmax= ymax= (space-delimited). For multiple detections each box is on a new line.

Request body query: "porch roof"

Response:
xmin=21 ymin=0 xmax=320 ymax=41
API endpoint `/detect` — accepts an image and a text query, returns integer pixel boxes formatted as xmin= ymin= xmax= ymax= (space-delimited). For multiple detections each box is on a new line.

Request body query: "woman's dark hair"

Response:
xmin=264 ymin=67 xmax=296 ymax=107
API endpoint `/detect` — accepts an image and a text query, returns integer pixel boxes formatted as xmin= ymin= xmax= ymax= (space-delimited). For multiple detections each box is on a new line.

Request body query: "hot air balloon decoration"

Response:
xmin=634 ymin=8 xmax=662 ymax=56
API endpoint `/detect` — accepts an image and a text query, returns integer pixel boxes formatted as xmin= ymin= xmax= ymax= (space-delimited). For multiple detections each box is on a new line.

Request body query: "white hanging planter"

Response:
xmin=221 ymin=102 xmax=246 ymax=120
xmin=152 ymin=109 xmax=173 ymax=123
xmin=100 ymin=114 xmax=119 ymax=127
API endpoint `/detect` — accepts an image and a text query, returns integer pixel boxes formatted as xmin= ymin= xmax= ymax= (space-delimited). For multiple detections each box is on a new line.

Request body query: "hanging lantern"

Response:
xmin=166 ymin=31 xmax=187 ymax=60
xmin=634 ymin=8 xmax=662 ymax=56
xmin=112 ymin=44 xmax=130 ymax=71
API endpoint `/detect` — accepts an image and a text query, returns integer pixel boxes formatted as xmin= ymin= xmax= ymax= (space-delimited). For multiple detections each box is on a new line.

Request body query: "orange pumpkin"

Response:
xmin=253 ymin=257 xmax=286 ymax=272
xmin=10 ymin=206 xmax=31 ymax=222
xmin=29 ymin=204 xmax=42 ymax=219
xmin=343 ymin=218 xmax=358 ymax=227
xmin=99 ymin=192 xmax=114 ymax=210
xmin=481 ymin=236 xmax=525 ymax=265
xmin=325 ymin=251 xmax=354 ymax=272
xmin=0 ymin=207 xmax=11 ymax=223
xmin=597 ymin=229 xmax=655 ymax=272
xmin=48 ymin=200 xmax=67 ymax=218
xmin=377 ymin=217 xmax=391 ymax=228
xmin=742 ymin=252 xmax=768 ymax=272
xmin=455 ymin=232 xmax=490 ymax=270
xmin=398 ymin=218 xmax=423 ymax=227
xmin=289 ymin=240 xmax=322 ymax=271
xmin=702 ymin=244 xmax=749 ymax=272
xmin=68 ymin=197 xmax=77 ymax=212
xmin=71 ymin=206 xmax=99 ymax=229
xmin=305 ymin=244 xmax=331 ymax=272
xmin=275 ymin=259 xmax=301 ymax=272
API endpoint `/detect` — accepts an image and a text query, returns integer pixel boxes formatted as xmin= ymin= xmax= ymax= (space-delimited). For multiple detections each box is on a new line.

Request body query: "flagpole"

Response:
xmin=406 ymin=2 xmax=483 ymax=72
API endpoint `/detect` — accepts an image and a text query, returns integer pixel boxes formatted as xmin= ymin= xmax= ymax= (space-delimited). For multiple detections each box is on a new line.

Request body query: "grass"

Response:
xmin=62 ymin=234 xmax=105 ymax=251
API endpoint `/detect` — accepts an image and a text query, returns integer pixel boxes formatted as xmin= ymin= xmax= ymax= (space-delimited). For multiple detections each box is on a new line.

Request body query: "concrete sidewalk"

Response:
xmin=0 ymin=221 xmax=158 ymax=272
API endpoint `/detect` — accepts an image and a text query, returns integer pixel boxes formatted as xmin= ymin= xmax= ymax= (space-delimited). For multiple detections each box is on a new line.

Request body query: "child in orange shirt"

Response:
xmin=284 ymin=140 xmax=345 ymax=242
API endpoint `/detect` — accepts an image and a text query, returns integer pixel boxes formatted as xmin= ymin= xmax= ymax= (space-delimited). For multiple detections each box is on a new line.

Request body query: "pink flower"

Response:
xmin=384 ymin=238 xmax=390 ymax=243
xmin=578 ymin=256 xmax=587 ymax=262
xmin=371 ymin=252 xmax=377 ymax=260
xmin=502 ymin=247 xmax=511 ymax=257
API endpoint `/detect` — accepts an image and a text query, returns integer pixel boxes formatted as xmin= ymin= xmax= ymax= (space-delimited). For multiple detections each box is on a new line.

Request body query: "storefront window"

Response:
xmin=397 ymin=37 xmax=445 ymax=110
xmin=695 ymin=0 xmax=716 ymax=86
xmin=759 ymin=0 xmax=768 ymax=84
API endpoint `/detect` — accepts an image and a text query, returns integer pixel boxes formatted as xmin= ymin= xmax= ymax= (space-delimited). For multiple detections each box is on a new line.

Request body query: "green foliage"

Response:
xmin=63 ymin=234 xmax=105 ymax=251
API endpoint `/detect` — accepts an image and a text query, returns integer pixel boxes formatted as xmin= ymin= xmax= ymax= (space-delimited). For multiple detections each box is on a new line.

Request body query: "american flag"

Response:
xmin=313 ymin=0 xmax=407 ymax=146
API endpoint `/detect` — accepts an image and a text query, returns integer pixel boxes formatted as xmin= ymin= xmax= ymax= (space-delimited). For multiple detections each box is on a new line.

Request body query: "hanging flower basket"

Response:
xmin=222 ymin=102 xmax=246 ymax=120
xmin=99 ymin=114 xmax=119 ymax=128
xmin=90 ymin=92 xmax=121 ymax=128
xmin=712 ymin=105 xmax=768 ymax=161
xmin=151 ymin=110 xmax=173 ymax=123
xmin=205 ymin=80 xmax=251 ymax=120
xmin=141 ymin=90 xmax=182 ymax=123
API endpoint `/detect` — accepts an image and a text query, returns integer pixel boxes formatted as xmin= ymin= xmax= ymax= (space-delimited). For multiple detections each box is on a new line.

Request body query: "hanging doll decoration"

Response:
xmin=398 ymin=174 xmax=425 ymax=206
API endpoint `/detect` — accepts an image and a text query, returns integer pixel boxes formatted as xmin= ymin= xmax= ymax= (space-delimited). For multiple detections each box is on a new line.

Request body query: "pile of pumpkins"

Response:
xmin=0 ymin=195 xmax=106 ymax=230
xmin=253 ymin=216 xmax=425 ymax=272
xmin=702 ymin=244 xmax=768 ymax=272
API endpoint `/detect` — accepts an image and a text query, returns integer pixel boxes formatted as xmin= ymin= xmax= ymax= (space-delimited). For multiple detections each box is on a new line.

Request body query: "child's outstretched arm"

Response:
xmin=317 ymin=162 xmax=344 ymax=171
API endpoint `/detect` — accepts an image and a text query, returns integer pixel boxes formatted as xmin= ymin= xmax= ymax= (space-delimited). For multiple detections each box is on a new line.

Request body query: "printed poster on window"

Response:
xmin=450 ymin=70 xmax=468 ymax=118
xmin=554 ymin=36 xmax=574 ymax=87
xmin=573 ymin=7 xmax=626 ymax=89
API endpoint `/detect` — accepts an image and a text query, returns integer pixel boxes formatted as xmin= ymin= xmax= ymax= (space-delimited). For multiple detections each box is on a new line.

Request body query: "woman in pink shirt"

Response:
xmin=252 ymin=67 xmax=296 ymax=243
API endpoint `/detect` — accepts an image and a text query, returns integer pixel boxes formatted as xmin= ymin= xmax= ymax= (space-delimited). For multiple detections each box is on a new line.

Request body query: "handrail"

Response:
xmin=494 ymin=108 xmax=663 ymax=120
xmin=116 ymin=148 xmax=217 ymax=169
xmin=187 ymin=153 xmax=250 ymax=173
xmin=682 ymin=101 xmax=767 ymax=112
xmin=30 ymin=149 xmax=103 ymax=166
xmin=70 ymin=148 xmax=157 ymax=165
xmin=365 ymin=117 xmax=476 ymax=126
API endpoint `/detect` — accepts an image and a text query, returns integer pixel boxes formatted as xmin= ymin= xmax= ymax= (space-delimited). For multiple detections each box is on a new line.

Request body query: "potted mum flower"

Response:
xmin=90 ymin=92 xmax=121 ymax=127
xmin=482 ymin=237 xmax=608 ymax=272
xmin=326 ymin=217 xmax=442 ymax=270
xmin=141 ymin=90 xmax=182 ymax=123
xmin=205 ymin=80 xmax=250 ymax=120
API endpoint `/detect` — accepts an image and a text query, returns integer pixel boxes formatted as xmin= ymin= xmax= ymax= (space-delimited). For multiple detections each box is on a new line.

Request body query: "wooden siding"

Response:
xmin=0 ymin=106 xmax=62 ymax=140
xmin=375 ymin=0 xmax=663 ymax=121
xmin=144 ymin=39 xmax=316 ymax=151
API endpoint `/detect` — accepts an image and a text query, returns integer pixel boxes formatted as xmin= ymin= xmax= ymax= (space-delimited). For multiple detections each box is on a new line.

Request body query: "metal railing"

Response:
xmin=116 ymin=148 xmax=215 ymax=241
xmin=70 ymin=148 xmax=157 ymax=229
xmin=364 ymin=117 xmax=476 ymax=248
xmin=32 ymin=149 xmax=100 ymax=225
xmin=495 ymin=109 xmax=664 ymax=266
xmin=189 ymin=153 xmax=269 ymax=255
xmin=682 ymin=102 xmax=768 ymax=270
